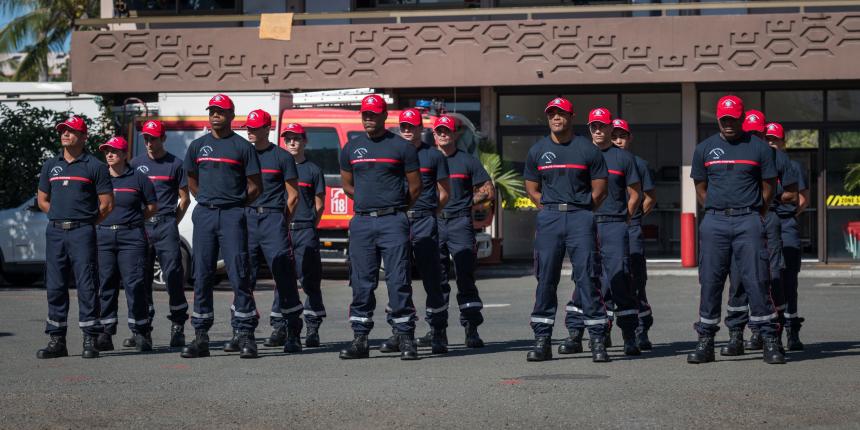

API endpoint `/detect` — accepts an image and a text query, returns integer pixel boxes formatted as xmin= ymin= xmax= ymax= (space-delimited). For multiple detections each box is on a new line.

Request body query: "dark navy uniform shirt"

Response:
xmin=442 ymin=149 xmax=491 ymax=216
xmin=131 ymin=152 xmax=186 ymax=218
xmin=183 ymin=132 xmax=260 ymax=207
xmin=338 ymin=131 xmax=419 ymax=212
xmin=691 ymin=133 xmax=777 ymax=210
xmin=775 ymin=158 xmax=807 ymax=217
xmin=99 ymin=167 xmax=157 ymax=226
xmin=631 ymin=155 xmax=655 ymax=220
xmin=253 ymin=143 xmax=298 ymax=209
xmin=293 ymin=159 xmax=325 ymax=224
xmin=523 ymin=135 xmax=608 ymax=208
xmin=413 ymin=143 xmax=449 ymax=212
xmin=770 ymin=148 xmax=799 ymax=212
xmin=595 ymin=145 xmax=640 ymax=217
xmin=38 ymin=152 xmax=113 ymax=222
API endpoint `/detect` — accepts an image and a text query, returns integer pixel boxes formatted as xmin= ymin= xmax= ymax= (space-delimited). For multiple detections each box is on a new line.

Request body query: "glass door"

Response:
xmin=824 ymin=129 xmax=860 ymax=261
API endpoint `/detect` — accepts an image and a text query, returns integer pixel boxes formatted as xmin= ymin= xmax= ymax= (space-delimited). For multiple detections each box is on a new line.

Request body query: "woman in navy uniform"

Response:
xmin=95 ymin=137 xmax=158 ymax=353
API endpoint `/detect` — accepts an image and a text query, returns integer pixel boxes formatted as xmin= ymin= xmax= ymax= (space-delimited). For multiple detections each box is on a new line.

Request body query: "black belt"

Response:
xmin=543 ymin=203 xmax=589 ymax=212
xmin=406 ymin=209 xmax=433 ymax=219
xmin=289 ymin=221 xmax=315 ymax=230
xmin=439 ymin=209 xmax=471 ymax=219
xmin=248 ymin=207 xmax=284 ymax=214
xmin=355 ymin=207 xmax=402 ymax=217
xmin=706 ymin=207 xmax=755 ymax=216
xmin=594 ymin=214 xmax=627 ymax=223
xmin=50 ymin=220 xmax=93 ymax=230
xmin=199 ymin=202 xmax=243 ymax=210
xmin=98 ymin=222 xmax=144 ymax=230
xmin=145 ymin=214 xmax=175 ymax=225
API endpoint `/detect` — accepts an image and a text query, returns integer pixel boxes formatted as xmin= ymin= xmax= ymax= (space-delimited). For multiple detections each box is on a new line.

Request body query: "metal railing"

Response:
xmin=75 ymin=0 xmax=860 ymax=28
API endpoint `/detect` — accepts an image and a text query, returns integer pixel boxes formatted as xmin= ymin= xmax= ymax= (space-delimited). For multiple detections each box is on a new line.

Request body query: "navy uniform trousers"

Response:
xmin=44 ymin=223 xmax=101 ymax=335
xmin=190 ymin=205 xmax=258 ymax=331
xmin=142 ymin=215 xmax=189 ymax=325
xmin=246 ymin=207 xmax=304 ymax=332
xmin=725 ymin=211 xmax=785 ymax=331
xmin=290 ymin=225 xmax=326 ymax=328
xmin=438 ymin=213 xmax=484 ymax=327
xmin=348 ymin=212 xmax=416 ymax=335
xmin=408 ymin=213 xmax=448 ymax=329
xmin=530 ymin=208 xmax=607 ymax=338
xmin=695 ymin=211 xmax=778 ymax=337
xmin=628 ymin=219 xmax=653 ymax=333
xmin=98 ymin=226 xmax=152 ymax=335
xmin=780 ymin=215 xmax=804 ymax=330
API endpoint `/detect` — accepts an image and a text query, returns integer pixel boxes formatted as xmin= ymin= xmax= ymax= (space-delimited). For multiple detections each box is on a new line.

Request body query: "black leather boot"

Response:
xmin=526 ymin=336 xmax=552 ymax=362
xmin=399 ymin=334 xmax=419 ymax=361
xmin=135 ymin=332 xmax=153 ymax=352
xmin=416 ymin=330 xmax=433 ymax=348
xmin=305 ymin=325 xmax=320 ymax=348
xmin=263 ymin=327 xmax=287 ymax=348
xmin=720 ymin=329 xmax=745 ymax=356
xmin=763 ymin=336 xmax=786 ymax=364
xmin=122 ymin=336 xmax=136 ymax=348
xmin=82 ymin=334 xmax=99 ymax=359
xmin=635 ymin=330 xmax=653 ymax=351
xmin=590 ymin=337 xmax=610 ymax=362
xmin=465 ymin=323 xmax=484 ymax=348
xmin=95 ymin=333 xmax=114 ymax=352
xmin=238 ymin=331 xmax=258 ymax=359
xmin=745 ymin=330 xmax=763 ymax=350
xmin=430 ymin=328 xmax=448 ymax=354
xmin=558 ymin=328 xmax=583 ymax=354
xmin=169 ymin=323 xmax=185 ymax=348
xmin=181 ymin=330 xmax=210 ymax=358
xmin=687 ymin=336 xmax=715 ymax=364
xmin=622 ymin=330 xmax=641 ymax=356
xmin=36 ymin=335 xmax=68 ymax=359
xmin=284 ymin=326 xmax=302 ymax=354
xmin=379 ymin=333 xmax=400 ymax=353
xmin=339 ymin=334 xmax=370 ymax=359
xmin=785 ymin=326 xmax=804 ymax=351
xmin=223 ymin=330 xmax=240 ymax=352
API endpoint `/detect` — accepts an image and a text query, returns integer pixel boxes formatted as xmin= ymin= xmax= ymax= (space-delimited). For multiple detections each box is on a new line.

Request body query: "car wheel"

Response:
xmin=152 ymin=245 xmax=193 ymax=290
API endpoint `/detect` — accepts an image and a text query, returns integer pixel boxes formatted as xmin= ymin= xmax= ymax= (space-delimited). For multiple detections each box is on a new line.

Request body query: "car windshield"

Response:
xmin=304 ymin=127 xmax=341 ymax=186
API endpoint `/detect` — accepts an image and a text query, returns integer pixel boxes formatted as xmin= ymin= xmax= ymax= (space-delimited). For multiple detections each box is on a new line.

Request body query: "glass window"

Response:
xmin=785 ymin=129 xmax=819 ymax=149
xmin=828 ymin=90 xmax=860 ymax=121
xmin=830 ymin=131 xmax=860 ymax=149
xmin=621 ymin=93 xmax=681 ymax=124
xmin=699 ymin=91 xmax=761 ymax=123
xmin=500 ymin=94 xmax=617 ymax=126
xmin=765 ymin=90 xmax=824 ymax=122
xmin=304 ymin=127 xmax=341 ymax=180
xmin=501 ymin=135 xmax=541 ymax=174
xmin=825 ymin=130 xmax=860 ymax=260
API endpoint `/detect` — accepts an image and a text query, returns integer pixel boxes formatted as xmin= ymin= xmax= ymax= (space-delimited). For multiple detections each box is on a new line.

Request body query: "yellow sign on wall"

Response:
xmin=827 ymin=195 xmax=860 ymax=207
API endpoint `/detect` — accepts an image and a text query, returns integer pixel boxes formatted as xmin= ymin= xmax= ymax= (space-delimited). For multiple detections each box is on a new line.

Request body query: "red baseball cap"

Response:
xmin=611 ymin=118 xmax=631 ymax=133
xmin=588 ymin=107 xmax=612 ymax=124
xmin=433 ymin=115 xmax=457 ymax=131
xmin=245 ymin=109 xmax=271 ymax=129
xmin=716 ymin=95 xmax=744 ymax=119
xmin=207 ymin=93 xmax=234 ymax=111
xmin=765 ymin=122 xmax=785 ymax=139
xmin=280 ymin=123 xmax=305 ymax=136
xmin=399 ymin=108 xmax=422 ymax=126
xmin=56 ymin=115 xmax=87 ymax=134
xmin=141 ymin=120 xmax=164 ymax=138
xmin=742 ymin=109 xmax=766 ymax=133
xmin=360 ymin=94 xmax=386 ymax=114
xmin=545 ymin=97 xmax=573 ymax=114
xmin=99 ymin=136 xmax=128 ymax=152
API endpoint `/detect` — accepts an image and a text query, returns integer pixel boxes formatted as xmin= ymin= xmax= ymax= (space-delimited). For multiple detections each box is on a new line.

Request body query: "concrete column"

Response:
xmin=480 ymin=86 xmax=502 ymax=241
xmin=680 ymin=82 xmax=698 ymax=267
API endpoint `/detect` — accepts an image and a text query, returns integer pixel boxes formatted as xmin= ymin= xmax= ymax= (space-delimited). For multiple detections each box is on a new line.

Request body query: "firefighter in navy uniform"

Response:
xmin=37 ymin=115 xmax=114 ymax=359
xmin=765 ymin=122 xmax=809 ymax=350
xmin=180 ymin=94 xmax=263 ymax=359
xmin=130 ymin=119 xmax=191 ymax=349
xmin=236 ymin=109 xmax=305 ymax=354
xmin=434 ymin=115 xmax=495 ymax=349
xmin=380 ymin=108 xmax=450 ymax=355
xmin=282 ymin=122 xmax=327 ymax=347
xmin=722 ymin=110 xmax=798 ymax=357
xmin=687 ymin=95 xmax=784 ymax=365
xmin=524 ymin=97 xmax=610 ymax=363
xmin=338 ymin=95 xmax=423 ymax=361
xmin=611 ymin=118 xmax=658 ymax=350
xmin=95 ymin=137 xmax=158 ymax=353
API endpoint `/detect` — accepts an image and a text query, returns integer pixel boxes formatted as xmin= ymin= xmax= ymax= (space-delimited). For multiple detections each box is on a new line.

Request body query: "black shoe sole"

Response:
xmin=526 ymin=352 xmax=552 ymax=362
xmin=592 ymin=355 xmax=610 ymax=363
xmin=624 ymin=348 xmax=642 ymax=356
xmin=263 ymin=341 xmax=285 ymax=348
xmin=719 ymin=348 xmax=744 ymax=356
xmin=687 ymin=355 xmax=715 ymax=364
xmin=181 ymin=349 xmax=210 ymax=358
xmin=170 ymin=337 xmax=185 ymax=348
xmin=96 ymin=344 xmax=115 ymax=352
xmin=339 ymin=352 xmax=370 ymax=359
xmin=36 ymin=350 xmax=68 ymax=359
xmin=637 ymin=343 xmax=653 ymax=351
xmin=379 ymin=345 xmax=400 ymax=353
xmin=558 ymin=346 xmax=583 ymax=355
xmin=223 ymin=345 xmax=240 ymax=353
xmin=81 ymin=351 xmax=99 ymax=359
xmin=284 ymin=344 xmax=303 ymax=354
xmin=305 ymin=340 xmax=320 ymax=348
xmin=240 ymin=352 xmax=259 ymax=359
xmin=400 ymin=353 xmax=420 ymax=361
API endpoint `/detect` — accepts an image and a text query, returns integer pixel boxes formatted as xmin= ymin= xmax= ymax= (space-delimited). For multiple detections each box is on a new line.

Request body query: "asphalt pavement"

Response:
xmin=1 ymin=275 xmax=859 ymax=429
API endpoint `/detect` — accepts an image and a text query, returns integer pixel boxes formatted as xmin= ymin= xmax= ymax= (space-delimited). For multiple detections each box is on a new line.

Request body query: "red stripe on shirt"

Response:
xmin=608 ymin=169 xmax=625 ymax=176
xmin=450 ymin=174 xmax=471 ymax=179
xmin=420 ymin=168 xmax=434 ymax=173
xmin=537 ymin=164 xmax=587 ymax=171
xmin=350 ymin=158 xmax=402 ymax=165
xmin=298 ymin=182 xmax=313 ymax=188
xmin=147 ymin=175 xmax=173 ymax=181
xmin=49 ymin=176 xmax=92 ymax=184
xmin=704 ymin=160 xmax=760 ymax=167
xmin=196 ymin=157 xmax=241 ymax=166
xmin=114 ymin=188 xmax=138 ymax=193
xmin=261 ymin=169 xmax=281 ymax=174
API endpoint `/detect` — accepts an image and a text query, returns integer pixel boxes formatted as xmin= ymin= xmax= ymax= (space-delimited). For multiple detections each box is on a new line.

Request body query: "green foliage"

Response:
xmin=846 ymin=163 xmax=860 ymax=193
xmin=478 ymin=146 xmax=525 ymax=208
xmin=0 ymin=102 xmax=112 ymax=209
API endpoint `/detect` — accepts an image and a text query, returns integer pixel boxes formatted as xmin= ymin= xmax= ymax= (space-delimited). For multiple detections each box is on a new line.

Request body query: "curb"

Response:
xmin=477 ymin=266 xmax=860 ymax=279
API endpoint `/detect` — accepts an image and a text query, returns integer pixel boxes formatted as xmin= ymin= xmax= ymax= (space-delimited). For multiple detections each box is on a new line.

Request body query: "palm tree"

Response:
xmin=846 ymin=163 xmax=860 ymax=193
xmin=0 ymin=0 xmax=99 ymax=81
xmin=477 ymin=146 xmax=525 ymax=208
